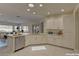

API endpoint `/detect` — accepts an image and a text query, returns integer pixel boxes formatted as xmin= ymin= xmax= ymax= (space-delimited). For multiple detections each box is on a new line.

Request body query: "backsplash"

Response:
xmin=46 ymin=29 xmax=63 ymax=35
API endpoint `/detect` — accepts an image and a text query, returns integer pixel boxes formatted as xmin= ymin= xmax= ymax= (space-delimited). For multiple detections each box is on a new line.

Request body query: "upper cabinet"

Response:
xmin=44 ymin=15 xmax=64 ymax=30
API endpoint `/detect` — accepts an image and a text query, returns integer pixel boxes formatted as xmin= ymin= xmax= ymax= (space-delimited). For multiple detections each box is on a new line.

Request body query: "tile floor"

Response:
xmin=2 ymin=45 xmax=74 ymax=56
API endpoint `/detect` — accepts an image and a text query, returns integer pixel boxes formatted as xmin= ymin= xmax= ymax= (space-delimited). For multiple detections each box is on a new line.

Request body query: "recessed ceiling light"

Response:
xmin=48 ymin=12 xmax=50 ymax=15
xmin=39 ymin=4 xmax=43 ymax=7
xmin=61 ymin=9 xmax=64 ymax=12
xmin=28 ymin=4 xmax=34 ymax=8
xmin=33 ymin=12 xmax=36 ymax=14
xmin=27 ymin=9 xmax=30 ymax=11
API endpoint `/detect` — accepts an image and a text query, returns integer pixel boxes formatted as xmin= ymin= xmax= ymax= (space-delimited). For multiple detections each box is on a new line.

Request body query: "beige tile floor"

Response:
xmin=1 ymin=45 xmax=74 ymax=56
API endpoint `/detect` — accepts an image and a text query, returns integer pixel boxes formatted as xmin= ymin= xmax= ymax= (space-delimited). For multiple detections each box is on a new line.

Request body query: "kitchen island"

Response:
xmin=7 ymin=34 xmax=25 ymax=52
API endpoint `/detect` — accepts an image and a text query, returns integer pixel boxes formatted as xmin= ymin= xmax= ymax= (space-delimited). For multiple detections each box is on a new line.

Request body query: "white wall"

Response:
xmin=75 ymin=7 xmax=79 ymax=51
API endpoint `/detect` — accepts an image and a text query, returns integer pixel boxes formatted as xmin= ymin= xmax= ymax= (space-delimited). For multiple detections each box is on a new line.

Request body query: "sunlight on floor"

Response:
xmin=32 ymin=46 xmax=47 ymax=51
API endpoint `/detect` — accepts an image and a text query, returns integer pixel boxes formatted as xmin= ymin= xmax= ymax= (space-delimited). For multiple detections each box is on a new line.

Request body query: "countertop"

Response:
xmin=7 ymin=34 xmax=25 ymax=38
xmin=26 ymin=33 xmax=64 ymax=37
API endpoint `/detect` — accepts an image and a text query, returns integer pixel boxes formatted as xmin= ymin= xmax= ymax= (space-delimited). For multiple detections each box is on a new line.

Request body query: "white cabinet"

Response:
xmin=25 ymin=35 xmax=37 ymax=46
xmin=25 ymin=34 xmax=47 ymax=46
xmin=62 ymin=15 xmax=75 ymax=49
xmin=25 ymin=35 xmax=32 ymax=46
xmin=45 ymin=18 xmax=58 ymax=29
xmin=62 ymin=32 xmax=74 ymax=49
xmin=55 ymin=36 xmax=63 ymax=46
xmin=36 ymin=35 xmax=47 ymax=44
xmin=47 ymin=35 xmax=56 ymax=45
xmin=42 ymin=35 xmax=48 ymax=43
xmin=47 ymin=35 xmax=63 ymax=46
xmin=15 ymin=36 xmax=25 ymax=50
xmin=30 ymin=35 xmax=37 ymax=44
xmin=57 ymin=18 xmax=64 ymax=29
xmin=34 ymin=35 xmax=41 ymax=44
xmin=45 ymin=16 xmax=64 ymax=30
xmin=7 ymin=35 xmax=25 ymax=52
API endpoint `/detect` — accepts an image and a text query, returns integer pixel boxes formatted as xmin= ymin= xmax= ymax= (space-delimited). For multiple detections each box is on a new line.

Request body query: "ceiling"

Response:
xmin=0 ymin=3 xmax=78 ymax=25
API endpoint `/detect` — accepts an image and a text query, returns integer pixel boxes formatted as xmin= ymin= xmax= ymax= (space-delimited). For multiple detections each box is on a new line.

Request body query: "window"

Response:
xmin=14 ymin=26 xmax=22 ymax=31
xmin=23 ymin=26 xmax=28 ymax=32
xmin=0 ymin=25 xmax=13 ymax=32
xmin=19 ymin=26 xmax=22 ymax=31
xmin=14 ymin=26 xmax=28 ymax=32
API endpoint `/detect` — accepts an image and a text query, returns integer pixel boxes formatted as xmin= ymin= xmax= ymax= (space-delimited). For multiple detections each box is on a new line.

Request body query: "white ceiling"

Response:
xmin=0 ymin=3 xmax=78 ymax=25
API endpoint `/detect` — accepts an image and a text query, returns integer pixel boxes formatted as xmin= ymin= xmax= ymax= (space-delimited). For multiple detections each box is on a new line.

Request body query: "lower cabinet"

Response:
xmin=47 ymin=35 xmax=56 ymax=45
xmin=62 ymin=37 xmax=74 ymax=49
xmin=15 ymin=36 xmax=25 ymax=50
xmin=42 ymin=35 xmax=48 ymax=44
xmin=48 ymin=35 xmax=74 ymax=49
xmin=25 ymin=35 xmax=32 ymax=46
xmin=61 ymin=32 xmax=74 ymax=49
xmin=36 ymin=35 xmax=48 ymax=44
xmin=25 ymin=34 xmax=74 ymax=49
xmin=48 ymin=35 xmax=63 ymax=47
xmin=31 ymin=35 xmax=37 ymax=44
xmin=25 ymin=35 xmax=47 ymax=46
xmin=62 ymin=40 xmax=74 ymax=49
xmin=55 ymin=36 xmax=63 ymax=46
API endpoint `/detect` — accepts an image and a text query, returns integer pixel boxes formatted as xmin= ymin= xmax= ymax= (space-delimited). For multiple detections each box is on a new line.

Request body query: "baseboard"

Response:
xmin=14 ymin=47 xmax=25 ymax=52
xmin=25 ymin=43 xmax=74 ymax=50
xmin=47 ymin=43 xmax=74 ymax=50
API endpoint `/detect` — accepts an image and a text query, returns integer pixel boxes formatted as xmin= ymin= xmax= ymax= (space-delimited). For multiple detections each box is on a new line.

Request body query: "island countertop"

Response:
xmin=7 ymin=34 xmax=25 ymax=38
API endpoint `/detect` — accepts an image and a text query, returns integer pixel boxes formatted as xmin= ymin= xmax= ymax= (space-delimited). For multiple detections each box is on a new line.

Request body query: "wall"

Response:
xmin=75 ymin=7 xmax=79 ymax=51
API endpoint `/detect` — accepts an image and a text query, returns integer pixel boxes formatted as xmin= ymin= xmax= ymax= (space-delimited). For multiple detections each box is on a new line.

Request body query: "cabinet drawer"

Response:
xmin=62 ymin=41 xmax=74 ymax=49
xmin=55 ymin=39 xmax=63 ymax=46
xmin=47 ymin=36 xmax=55 ymax=44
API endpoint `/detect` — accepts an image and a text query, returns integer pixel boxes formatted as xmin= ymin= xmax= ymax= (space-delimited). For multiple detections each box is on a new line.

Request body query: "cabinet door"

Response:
xmin=45 ymin=19 xmax=53 ymax=29
xmin=53 ymin=19 xmax=58 ymax=29
xmin=15 ymin=37 xmax=21 ymax=50
xmin=55 ymin=36 xmax=63 ymax=46
xmin=62 ymin=15 xmax=75 ymax=49
xmin=45 ymin=18 xmax=63 ymax=29
xmin=19 ymin=36 xmax=25 ymax=47
xmin=37 ymin=35 xmax=48 ymax=44
xmin=33 ymin=35 xmax=40 ymax=44
xmin=62 ymin=32 xmax=74 ymax=49
xmin=47 ymin=35 xmax=55 ymax=45
xmin=25 ymin=35 xmax=32 ymax=46
xmin=57 ymin=18 xmax=64 ymax=29
xmin=48 ymin=19 xmax=58 ymax=29
xmin=35 ymin=35 xmax=44 ymax=44
xmin=42 ymin=35 xmax=48 ymax=43
xmin=15 ymin=36 xmax=25 ymax=50
xmin=30 ymin=35 xmax=36 ymax=44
